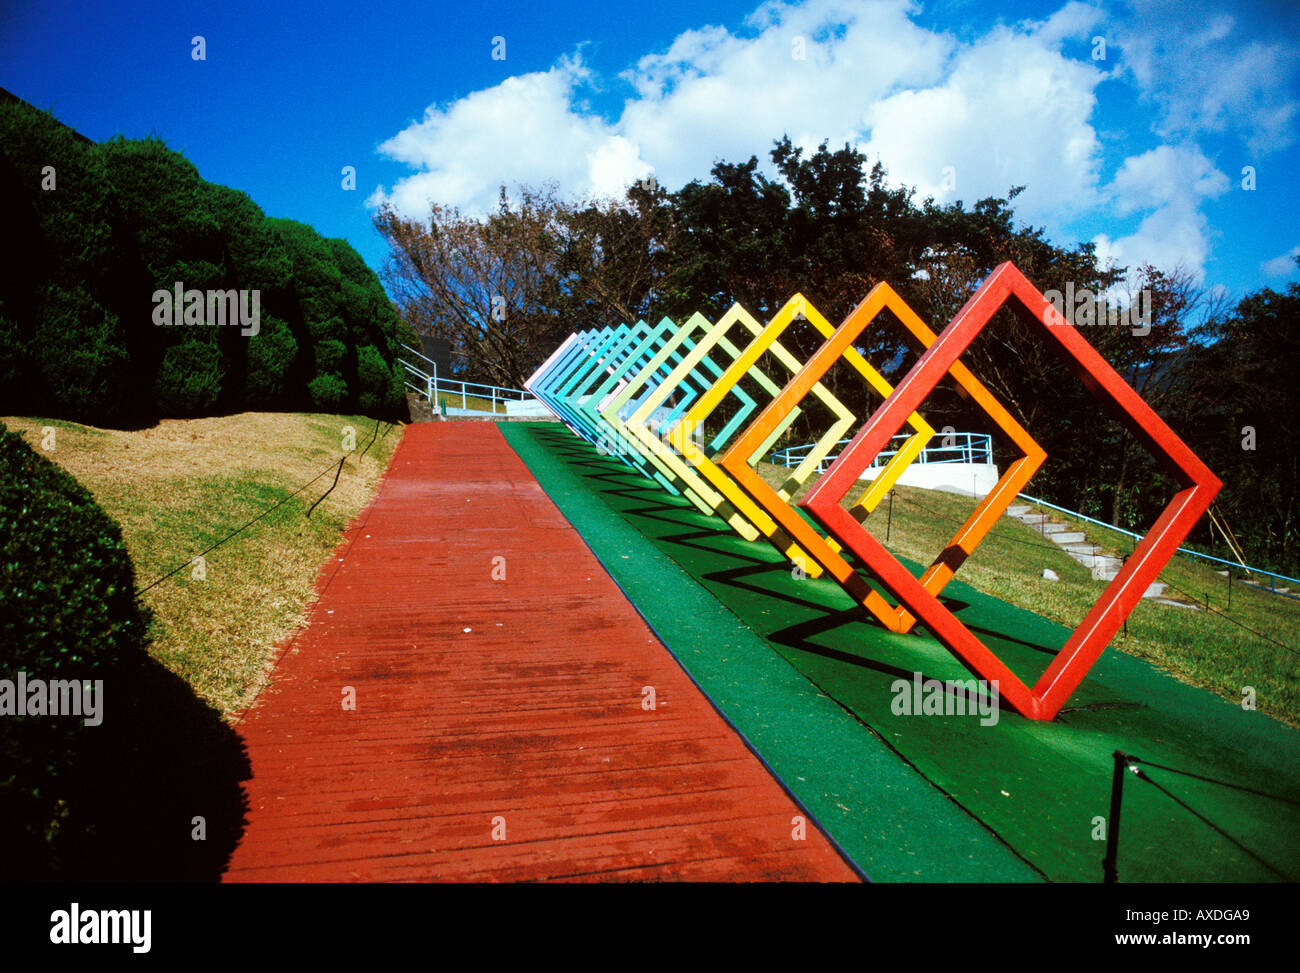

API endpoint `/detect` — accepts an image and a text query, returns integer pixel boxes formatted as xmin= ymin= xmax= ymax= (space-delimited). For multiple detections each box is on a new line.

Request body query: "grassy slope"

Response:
xmin=757 ymin=462 xmax=1300 ymax=727
xmin=3 ymin=413 xmax=401 ymax=717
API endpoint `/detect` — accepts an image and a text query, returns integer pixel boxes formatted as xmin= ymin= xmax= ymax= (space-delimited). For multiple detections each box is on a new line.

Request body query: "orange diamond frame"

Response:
xmin=720 ymin=281 xmax=1045 ymax=633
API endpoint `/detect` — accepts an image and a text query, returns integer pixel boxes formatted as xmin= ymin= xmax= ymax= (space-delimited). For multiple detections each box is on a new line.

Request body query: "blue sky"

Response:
xmin=3 ymin=0 xmax=1297 ymax=304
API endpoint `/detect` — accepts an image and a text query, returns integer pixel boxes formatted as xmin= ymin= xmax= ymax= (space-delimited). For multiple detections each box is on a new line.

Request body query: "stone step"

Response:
xmin=999 ymin=496 xmax=1178 ymax=604
xmin=1063 ymin=542 xmax=1109 ymax=556
xmin=1147 ymin=596 xmax=1201 ymax=610
xmin=1078 ymin=553 xmax=1123 ymax=572
xmin=1094 ymin=574 xmax=1169 ymax=598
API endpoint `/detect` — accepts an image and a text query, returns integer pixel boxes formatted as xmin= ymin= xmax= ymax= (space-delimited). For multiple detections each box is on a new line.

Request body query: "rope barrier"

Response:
xmin=137 ymin=419 xmax=389 ymax=594
xmin=1127 ymin=759 xmax=1295 ymax=882
xmin=1127 ymin=755 xmax=1300 ymax=808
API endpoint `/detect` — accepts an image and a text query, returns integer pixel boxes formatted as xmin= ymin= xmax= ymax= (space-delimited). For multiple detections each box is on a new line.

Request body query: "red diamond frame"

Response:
xmin=802 ymin=262 xmax=1222 ymax=720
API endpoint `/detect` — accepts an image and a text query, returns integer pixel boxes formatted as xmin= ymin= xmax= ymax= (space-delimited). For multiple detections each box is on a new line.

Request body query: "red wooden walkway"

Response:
xmin=222 ymin=422 xmax=857 ymax=882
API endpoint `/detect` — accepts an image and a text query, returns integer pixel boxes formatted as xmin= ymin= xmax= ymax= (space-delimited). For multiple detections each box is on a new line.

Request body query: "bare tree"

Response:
xmin=555 ymin=180 xmax=673 ymax=326
xmin=374 ymin=183 xmax=672 ymax=389
xmin=373 ymin=186 xmax=571 ymax=389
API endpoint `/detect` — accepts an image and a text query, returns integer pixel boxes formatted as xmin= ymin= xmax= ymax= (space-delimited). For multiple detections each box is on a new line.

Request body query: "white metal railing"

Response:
xmin=772 ymin=432 xmax=993 ymax=474
xmin=398 ymin=343 xmax=533 ymax=414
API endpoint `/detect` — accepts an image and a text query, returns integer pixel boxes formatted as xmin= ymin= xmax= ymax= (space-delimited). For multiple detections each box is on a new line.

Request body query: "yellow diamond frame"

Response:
xmin=665 ymin=295 xmax=934 ymax=594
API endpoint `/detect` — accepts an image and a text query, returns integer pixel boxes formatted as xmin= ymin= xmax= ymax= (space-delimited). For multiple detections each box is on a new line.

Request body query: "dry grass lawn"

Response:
xmin=3 ymin=413 xmax=402 ymax=718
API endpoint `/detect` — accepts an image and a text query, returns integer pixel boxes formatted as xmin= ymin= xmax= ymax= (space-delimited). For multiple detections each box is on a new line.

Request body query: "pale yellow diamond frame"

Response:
xmin=601 ymin=312 xmax=771 ymax=539
xmin=611 ymin=308 xmax=829 ymax=544
xmin=662 ymin=295 xmax=934 ymax=586
xmin=630 ymin=303 xmax=830 ymax=565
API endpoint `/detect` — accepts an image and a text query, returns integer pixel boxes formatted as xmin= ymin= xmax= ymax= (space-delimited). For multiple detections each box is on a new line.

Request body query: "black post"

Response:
xmin=887 ymin=490 xmax=894 ymax=543
xmin=1102 ymin=750 xmax=1129 ymax=884
xmin=306 ymin=456 xmax=347 ymax=519
xmin=1228 ymin=571 xmax=1232 ymax=610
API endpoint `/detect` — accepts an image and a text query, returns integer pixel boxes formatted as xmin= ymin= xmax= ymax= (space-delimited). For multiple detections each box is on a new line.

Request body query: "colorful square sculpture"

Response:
xmin=537 ymin=322 xmax=685 ymax=492
xmin=602 ymin=312 xmax=773 ymax=535
xmin=578 ymin=317 xmax=745 ymax=490
xmin=533 ymin=326 xmax=627 ymax=447
xmin=635 ymin=304 xmax=822 ymax=557
xmin=622 ymin=306 xmax=835 ymax=545
xmin=528 ymin=320 xmax=761 ymax=501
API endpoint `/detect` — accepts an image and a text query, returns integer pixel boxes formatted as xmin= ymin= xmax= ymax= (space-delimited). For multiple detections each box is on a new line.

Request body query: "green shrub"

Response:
xmin=0 ymin=302 xmax=27 ymax=406
xmin=307 ymin=373 xmax=347 ymax=410
xmin=31 ymin=284 xmax=131 ymax=422
xmin=1 ymin=100 xmax=411 ymax=423
xmin=245 ymin=313 xmax=298 ymax=406
xmin=153 ymin=340 xmax=224 ymax=415
xmin=0 ymin=422 xmax=151 ymax=876
xmin=314 ymin=338 xmax=347 ymax=376
xmin=356 ymin=344 xmax=394 ymax=412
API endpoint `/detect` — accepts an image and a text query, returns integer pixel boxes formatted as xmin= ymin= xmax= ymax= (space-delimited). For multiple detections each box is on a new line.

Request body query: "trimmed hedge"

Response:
xmin=307 ymin=373 xmax=348 ymax=410
xmin=0 ymin=422 xmax=151 ymax=875
xmin=153 ymin=339 xmax=225 ymax=415
xmin=0 ymin=99 xmax=414 ymax=424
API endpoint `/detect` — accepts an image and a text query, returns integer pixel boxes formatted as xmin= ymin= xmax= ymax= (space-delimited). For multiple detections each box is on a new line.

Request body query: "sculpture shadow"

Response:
xmin=537 ymin=427 xmax=1067 ymax=713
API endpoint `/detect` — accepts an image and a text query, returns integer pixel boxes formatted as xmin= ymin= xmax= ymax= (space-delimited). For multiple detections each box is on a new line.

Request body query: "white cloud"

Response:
xmin=861 ymin=10 xmax=1107 ymax=223
xmin=1262 ymin=245 xmax=1300 ymax=278
xmin=370 ymin=0 xmax=1106 ymax=233
xmin=366 ymin=54 xmax=615 ymax=215
xmin=614 ymin=0 xmax=954 ymax=189
xmin=367 ymin=0 xmax=1254 ymax=283
xmin=1117 ymin=1 xmax=1300 ymax=154
xmin=1092 ymin=144 xmax=1229 ymax=283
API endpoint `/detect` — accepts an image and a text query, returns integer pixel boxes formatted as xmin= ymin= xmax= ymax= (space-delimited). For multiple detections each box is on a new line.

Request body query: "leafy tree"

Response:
xmin=272 ymin=218 xmax=409 ymax=413
xmin=1174 ymin=262 xmax=1300 ymax=571
xmin=554 ymin=178 xmax=675 ymax=328
xmin=0 ymin=103 xmax=135 ymax=421
xmin=663 ymin=156 xmax=796 ymax=320
xmin=0 ymin=96 xmax=406 ymax=423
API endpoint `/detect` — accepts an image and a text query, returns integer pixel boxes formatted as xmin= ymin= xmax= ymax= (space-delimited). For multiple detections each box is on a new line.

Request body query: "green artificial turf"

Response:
xmin=503 ymin=423 xmax=1300 ymax=884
